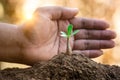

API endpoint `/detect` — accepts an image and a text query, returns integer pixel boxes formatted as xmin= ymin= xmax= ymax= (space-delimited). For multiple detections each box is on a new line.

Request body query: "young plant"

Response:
xmin=60 ymin=24 xmax=79 ymax=55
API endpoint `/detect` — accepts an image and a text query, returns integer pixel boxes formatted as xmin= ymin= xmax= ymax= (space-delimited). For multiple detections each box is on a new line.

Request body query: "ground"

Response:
xmin=0 ymin=53 xmax=120 ymax=80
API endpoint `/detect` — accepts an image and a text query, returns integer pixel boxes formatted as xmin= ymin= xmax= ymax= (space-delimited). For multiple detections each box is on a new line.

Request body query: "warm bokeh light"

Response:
xmin=22 ymin=0 xmax=40 ymax=20
xmin=113 ymin=8 xmax=120 ymax=65
xmin=22 ymin=0 xmax=67 ymax=21
xmin=0 ymin=3 xmax=4 ymax=18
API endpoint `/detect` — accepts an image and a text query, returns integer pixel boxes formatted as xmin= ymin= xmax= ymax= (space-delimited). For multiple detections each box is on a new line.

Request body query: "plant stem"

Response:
xmin=66 ymin=37 xmax=72 ymax=55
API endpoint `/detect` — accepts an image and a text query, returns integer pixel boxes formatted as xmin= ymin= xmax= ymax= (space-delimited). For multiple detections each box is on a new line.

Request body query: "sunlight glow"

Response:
xmin=113 ymin=9 xmax=120 ymax=35
xmin=22 ymin=0 xmax=40 ymax=20
xmin=22 ymin=0 xmax=57 ymax=20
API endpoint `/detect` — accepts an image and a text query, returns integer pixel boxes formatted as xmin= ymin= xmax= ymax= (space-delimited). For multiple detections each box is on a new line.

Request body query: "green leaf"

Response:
xmin=67 ymin=24 xmax=73 ymax=37
xmin=71 ymin=30 xmax=79 ymax=36
xmin=60 ymin=31 xmax=67 ymax=37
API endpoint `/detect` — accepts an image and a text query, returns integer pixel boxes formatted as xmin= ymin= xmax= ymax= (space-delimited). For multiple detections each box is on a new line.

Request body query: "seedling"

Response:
xmin=60 ymin=24 xmax=79 ymax=55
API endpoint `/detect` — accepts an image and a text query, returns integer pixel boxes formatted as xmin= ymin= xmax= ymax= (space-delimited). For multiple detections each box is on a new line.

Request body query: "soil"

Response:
xmin=0 ymin=53 xmax=120 ymax=80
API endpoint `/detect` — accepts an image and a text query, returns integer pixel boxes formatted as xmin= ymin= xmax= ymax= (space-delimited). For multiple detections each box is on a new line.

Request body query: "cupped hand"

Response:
xmin=20 ymin=6 xmax=116 ymax=65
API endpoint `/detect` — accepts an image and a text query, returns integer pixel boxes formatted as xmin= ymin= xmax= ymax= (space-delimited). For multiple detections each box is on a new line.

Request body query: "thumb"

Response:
xmin=35 ymin=6 xmax=79 ymax=20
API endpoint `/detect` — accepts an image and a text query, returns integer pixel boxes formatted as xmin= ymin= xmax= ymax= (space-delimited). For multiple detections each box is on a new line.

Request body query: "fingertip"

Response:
xmin=94 ymin=19 xmax=110 ymax=29
xmin=112 ymin=31 xmax=117 ymax=39
xmin=72 ymin=50 xmax=103 ymax=58
xmin=82 ymin=50 xmax=103 ymax=58
xmin=110 ymin=40 xmax=116 ymax=48
xmin=53 ymin=7 xmax=79 ymax=19
xmin=89 ymin=50 xmax=103 ymax=58
xmin=61 ymin=7 xmax=79 ymax=19
xmin=102 ymin=20 xmax=109 ymax=28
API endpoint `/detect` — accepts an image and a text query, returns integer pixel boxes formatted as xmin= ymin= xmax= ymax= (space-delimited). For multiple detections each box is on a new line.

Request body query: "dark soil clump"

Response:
xmin=0 ymin=53 xmax=120 ymax=80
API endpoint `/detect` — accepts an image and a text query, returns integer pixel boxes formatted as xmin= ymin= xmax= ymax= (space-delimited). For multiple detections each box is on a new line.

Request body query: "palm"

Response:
xmin=37 ymin=19 xmax=73 ymax=60
xmin=22 ymin=15 xmax=73 ymax=63
xmin=39 ymin=19 xmax=73 ymax=59
xmin=21 ymin=6 xmax=115 ymax=65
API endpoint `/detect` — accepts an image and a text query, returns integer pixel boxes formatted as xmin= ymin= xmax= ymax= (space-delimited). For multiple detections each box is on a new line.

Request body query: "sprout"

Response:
xmin=60 ymin=24 xmax=79 ymax=55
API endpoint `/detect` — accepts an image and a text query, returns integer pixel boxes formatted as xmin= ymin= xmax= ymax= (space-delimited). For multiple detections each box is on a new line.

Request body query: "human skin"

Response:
xmin=0 ymin=6 xmax=116 ymax=65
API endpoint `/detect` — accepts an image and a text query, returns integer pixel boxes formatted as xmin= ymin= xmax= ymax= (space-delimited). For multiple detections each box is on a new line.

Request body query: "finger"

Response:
xmin=72 ymin=50 xmax=103 ymax=58
xmin=69 ymin=17 xmax=109 ymax=30
xmin=74 ymin=29 xmax=116 ymax=40
xmin=73 ymin=40 xmax=115 ymax=50
xmin=35 ymin=6 xmax=79 ymax=20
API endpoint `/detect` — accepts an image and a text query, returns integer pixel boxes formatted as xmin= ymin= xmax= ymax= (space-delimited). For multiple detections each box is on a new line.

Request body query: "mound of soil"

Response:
xmin=0 ymin=53 xmax=120 ymax=80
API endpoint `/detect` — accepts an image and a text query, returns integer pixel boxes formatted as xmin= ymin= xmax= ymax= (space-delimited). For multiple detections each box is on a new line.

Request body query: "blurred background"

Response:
xmin=0 ymin=0 xmax=120 ymax=69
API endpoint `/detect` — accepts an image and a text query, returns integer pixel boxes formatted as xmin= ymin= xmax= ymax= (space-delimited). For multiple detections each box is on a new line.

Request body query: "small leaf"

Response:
xmin=60 ymin=31 xmax=67 ymax=35
xmin=60 ymin=31 xmax=67 ymax=37
xmin=71 ymin=30 xmax=79 ymax=36
xmin=67 ymin=24 xmax=73 ymax=37
xmin=60 ymin=34 xmax=67 ymax=37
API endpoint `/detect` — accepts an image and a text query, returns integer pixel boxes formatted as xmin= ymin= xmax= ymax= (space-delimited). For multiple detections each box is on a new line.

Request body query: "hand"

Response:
xmin=20 ymin=6 xmax=116 ymax=65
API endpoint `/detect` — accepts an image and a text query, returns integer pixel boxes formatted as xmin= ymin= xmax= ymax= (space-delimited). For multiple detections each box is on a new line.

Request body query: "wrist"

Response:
xmin=16 ymin=25 xmax=37 ymax=65
xmin=0 ymin=24 xmax=24 ymax=63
